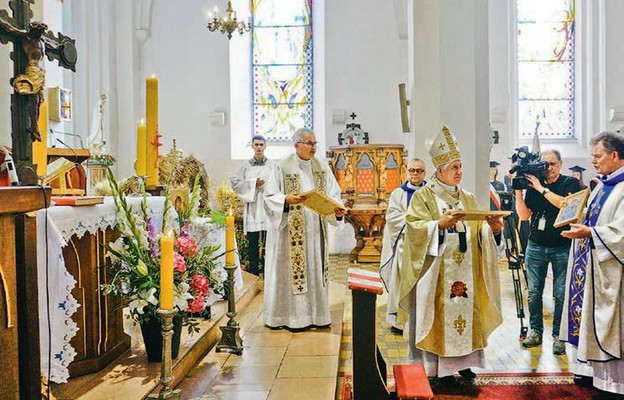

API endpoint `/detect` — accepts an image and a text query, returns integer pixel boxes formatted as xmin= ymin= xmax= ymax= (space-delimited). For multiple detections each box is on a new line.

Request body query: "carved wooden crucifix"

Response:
xmin=0 ymin=0 xmax=77 ymax=185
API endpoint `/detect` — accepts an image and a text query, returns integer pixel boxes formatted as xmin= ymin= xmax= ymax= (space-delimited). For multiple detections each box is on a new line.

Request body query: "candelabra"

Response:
xmin=215 ymin=262 xmax=243 ymax=355
xmin=147 ymin=309 xmax=181 ymax=399
xmin=206 ymin=0 xmax=251 ymax=39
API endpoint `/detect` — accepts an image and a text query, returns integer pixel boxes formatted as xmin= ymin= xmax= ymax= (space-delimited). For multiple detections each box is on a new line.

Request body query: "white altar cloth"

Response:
xmin=36 ymin=197 xmax=241 ymax=383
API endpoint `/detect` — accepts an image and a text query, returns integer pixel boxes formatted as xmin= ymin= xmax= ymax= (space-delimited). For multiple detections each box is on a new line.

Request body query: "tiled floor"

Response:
xmin=178 ymin=254 xmax=569 ymax=399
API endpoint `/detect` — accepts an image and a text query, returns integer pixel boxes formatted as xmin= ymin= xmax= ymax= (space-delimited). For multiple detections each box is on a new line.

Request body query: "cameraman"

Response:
xmin=514 ymin=149 xmax=581 ymax=355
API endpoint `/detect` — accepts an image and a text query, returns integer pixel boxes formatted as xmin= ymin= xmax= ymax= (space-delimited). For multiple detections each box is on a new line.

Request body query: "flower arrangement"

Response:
xmin=87 ymin=153 xmax=116 ymax=166
xmin=101 ymin=171 xmax=225 ymax=334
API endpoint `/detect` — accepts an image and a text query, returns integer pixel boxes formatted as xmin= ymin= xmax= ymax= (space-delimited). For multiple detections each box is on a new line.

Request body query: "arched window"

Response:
xmin=252 ymin=0 xmax=313 ymax=142
xmin=517 ymin=0 xmax=575 ymax=139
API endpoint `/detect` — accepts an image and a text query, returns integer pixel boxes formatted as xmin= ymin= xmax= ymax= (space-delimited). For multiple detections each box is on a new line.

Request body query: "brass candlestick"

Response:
xmin=215 ymin=262 xmax=243 ymax=355
xmin=147 ymin=309 xmax=181 ymax=399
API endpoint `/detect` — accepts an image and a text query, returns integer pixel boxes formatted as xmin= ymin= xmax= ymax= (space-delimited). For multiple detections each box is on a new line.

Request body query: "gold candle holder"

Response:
xmin=215 ymin=262 xmax=243 ymax=355
xmin=147 ymin=308 xmax=181 ymax=399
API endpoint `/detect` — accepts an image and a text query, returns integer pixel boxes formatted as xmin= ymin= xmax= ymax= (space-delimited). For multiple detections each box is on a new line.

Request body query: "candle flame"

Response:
xmin=150 ymin=74 xmax=156 ymax=78
xmin=166 ymin=229 xmax=174 ymax=238
xmin=229 ymin=206 xmax=233 ymax=217
xmin=140 ymin=118 xmax=145 ymax=124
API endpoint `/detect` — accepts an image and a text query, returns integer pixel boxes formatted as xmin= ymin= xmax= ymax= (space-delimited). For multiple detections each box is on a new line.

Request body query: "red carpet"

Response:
xmin=342 ymin=372 xmax=601 ymax=400
xmin=433 ymin=372 xmax=599 ymax=399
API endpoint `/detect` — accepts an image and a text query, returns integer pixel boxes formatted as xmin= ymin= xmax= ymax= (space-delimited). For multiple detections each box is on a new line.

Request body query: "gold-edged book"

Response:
xmin=449 ymin=210 xmax=511 ymax=221
xmin=299 ymin=189 xmax=347 ymax=216
xmin=52 ymin=196 xmax=104 ymax=206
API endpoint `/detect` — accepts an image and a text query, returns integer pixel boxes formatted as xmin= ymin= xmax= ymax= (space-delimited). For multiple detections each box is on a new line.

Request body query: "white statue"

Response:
xmin=86 ymin=94 xmax=107 ymax=155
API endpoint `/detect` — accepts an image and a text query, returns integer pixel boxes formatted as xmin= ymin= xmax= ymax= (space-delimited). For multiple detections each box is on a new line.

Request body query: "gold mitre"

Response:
xmin=429 ymin=125 xmax=462 ymax=168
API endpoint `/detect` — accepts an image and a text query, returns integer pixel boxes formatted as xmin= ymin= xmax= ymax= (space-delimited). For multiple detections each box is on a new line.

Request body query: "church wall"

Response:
xmin=324 ymin=0 xmax=408 ymax=147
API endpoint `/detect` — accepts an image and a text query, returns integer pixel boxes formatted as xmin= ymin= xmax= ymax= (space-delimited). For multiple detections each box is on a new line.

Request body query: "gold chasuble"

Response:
xmin=282 ymin=155 xmax=330 ymax=294
xmin=399 ymin=183 xmax=502 ymax=357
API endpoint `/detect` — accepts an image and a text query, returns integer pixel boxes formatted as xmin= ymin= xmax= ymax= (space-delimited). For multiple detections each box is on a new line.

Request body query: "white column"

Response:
xmin=408 ymin=0 xmax=490 ymax=205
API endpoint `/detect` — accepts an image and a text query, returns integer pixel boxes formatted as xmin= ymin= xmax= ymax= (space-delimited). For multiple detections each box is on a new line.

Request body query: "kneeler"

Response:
xmin=347 ymin=268 xmax=389 ymax=400
xmin=393 ymin=364 xmax=434 ymax=400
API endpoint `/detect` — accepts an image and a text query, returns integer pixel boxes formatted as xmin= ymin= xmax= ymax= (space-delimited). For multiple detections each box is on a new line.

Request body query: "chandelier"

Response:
xmin=207 ymin=1 xmax=251 ymax=39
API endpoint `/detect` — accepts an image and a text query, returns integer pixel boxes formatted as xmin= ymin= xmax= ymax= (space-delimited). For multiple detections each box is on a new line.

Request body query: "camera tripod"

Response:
xmin=499 ymin=194 xmax=529 ymax=340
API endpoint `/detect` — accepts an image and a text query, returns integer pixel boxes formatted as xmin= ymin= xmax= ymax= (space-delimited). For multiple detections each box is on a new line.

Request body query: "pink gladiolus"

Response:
xmin=176 ymin=236 xmax=199 ymax=258
xmin=173 ymin=252 xmax=187 ymax=273
xmin=187 ymin=294 xmax=204 ymax=313
xmin=190 ymin=274 xmax=210 ymax=296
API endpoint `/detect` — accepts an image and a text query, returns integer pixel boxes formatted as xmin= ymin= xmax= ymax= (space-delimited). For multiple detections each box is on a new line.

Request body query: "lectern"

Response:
xmin=0 ymin=187 xmax=50 ymax=400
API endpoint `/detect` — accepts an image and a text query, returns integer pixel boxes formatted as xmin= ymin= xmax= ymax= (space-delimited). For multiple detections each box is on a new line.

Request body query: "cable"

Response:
xmin=39 ymin=184 xmax=52 ymax=400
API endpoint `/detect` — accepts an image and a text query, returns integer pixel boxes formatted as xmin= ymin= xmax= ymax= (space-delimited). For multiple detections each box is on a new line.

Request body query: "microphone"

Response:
xmin=49 ymin=128 xmax=84 ymax=148
xmin=54 ymin=137 xmax=79 ymax=165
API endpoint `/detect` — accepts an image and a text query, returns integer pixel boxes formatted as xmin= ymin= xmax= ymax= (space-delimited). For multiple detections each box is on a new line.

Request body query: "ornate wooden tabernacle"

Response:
xmin=327 ymin=144 xmax=407 ymax=262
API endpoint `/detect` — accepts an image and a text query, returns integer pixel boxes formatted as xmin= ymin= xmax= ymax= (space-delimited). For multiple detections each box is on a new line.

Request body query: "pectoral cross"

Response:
xmin=0 ymin=0 xmax=77 ymax=184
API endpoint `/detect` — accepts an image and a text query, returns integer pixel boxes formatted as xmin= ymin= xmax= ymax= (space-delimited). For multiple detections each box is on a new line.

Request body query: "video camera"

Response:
xmin=509 ymin=146 xmax=548 ymax=190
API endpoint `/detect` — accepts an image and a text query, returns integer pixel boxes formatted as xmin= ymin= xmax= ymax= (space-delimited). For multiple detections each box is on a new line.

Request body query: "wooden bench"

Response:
xmin=393 ymin=364 xmax=434 ymax=400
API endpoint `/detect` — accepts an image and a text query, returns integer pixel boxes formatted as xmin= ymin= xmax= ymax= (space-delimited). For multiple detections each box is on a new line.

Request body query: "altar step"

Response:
xmin=50 ymin=271 xmax=262 ymax=400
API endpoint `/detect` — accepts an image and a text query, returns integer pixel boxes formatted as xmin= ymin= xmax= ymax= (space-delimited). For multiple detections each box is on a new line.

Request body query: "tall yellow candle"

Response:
xmin=145 ymin=75 xmax=159 ymax=186
xmin=136 ymin=120 xmax=147 ymax=176
xmin=33 ymin=99 xmax=48 ymax=176
xmin=160 ymin=234 xmax=174 ymax=310
xmin=225 ymin=215 xmax=235 ymax=266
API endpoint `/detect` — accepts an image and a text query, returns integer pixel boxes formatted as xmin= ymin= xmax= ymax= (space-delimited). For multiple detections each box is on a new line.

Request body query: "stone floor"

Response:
xmin=177 ymin=254 xmax=568 ymax=400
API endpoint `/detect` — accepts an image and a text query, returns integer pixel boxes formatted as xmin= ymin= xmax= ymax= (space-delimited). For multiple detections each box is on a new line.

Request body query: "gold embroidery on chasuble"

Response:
xmin=283 ymin=158 xmax=329 ymax=294
xmin=452 ymin=247 xmax=465 ymax=266
xmin=454 ymin=314 xmax=467 ymax=335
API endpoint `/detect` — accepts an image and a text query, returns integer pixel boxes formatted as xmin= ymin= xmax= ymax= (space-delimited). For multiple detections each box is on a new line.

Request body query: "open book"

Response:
xmin=41 ymin=157 xmax=75 ymax=186
xmin=299 ymin=189 xmax=346 ymax=216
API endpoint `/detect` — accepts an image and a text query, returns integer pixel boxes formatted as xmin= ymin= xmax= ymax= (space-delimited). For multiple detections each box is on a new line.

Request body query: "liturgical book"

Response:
xmin=299 ymin=189 xmax=346 ymax=216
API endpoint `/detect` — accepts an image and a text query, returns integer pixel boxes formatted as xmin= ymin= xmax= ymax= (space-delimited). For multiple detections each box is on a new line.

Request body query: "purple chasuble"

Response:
xmin=566 ymin=172 xmax=624 ymax=345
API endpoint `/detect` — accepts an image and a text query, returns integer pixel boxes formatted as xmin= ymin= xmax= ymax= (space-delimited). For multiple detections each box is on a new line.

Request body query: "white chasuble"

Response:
xmin=262 ymin=154 xmax=343 ymax=329
xmin=400 ymin=181 xmax=502 ymax=377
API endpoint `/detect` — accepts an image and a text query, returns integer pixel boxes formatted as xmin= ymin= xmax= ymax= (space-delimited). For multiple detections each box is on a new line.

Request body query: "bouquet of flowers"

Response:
xmin=101 ymin=171 xmax=225 ymax=334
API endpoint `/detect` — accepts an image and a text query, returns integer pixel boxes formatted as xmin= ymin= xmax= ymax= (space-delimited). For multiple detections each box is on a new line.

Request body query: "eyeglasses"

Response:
xmin=298 ymin=141 xmax=318 ymax=147
xmin=408 ymin=168 xmax=425 ymax=174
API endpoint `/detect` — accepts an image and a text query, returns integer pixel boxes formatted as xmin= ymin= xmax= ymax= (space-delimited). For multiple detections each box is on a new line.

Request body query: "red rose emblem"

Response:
xmin=450 ymin=281 xmax=468 ymax=299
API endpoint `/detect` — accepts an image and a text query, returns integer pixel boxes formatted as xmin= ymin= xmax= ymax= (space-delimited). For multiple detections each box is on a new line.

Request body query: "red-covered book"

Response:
xmin=52 ymin=196 xmax=104 ymax=206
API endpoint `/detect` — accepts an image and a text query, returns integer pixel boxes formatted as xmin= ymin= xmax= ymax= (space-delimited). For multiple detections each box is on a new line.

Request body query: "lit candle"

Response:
xmin=145 ymin=75 xmax=159 ymax=186
xmin=225 ymin=213 xmax=235 ymax=266
xmin=33 ymin=99 xmax=48 ymax=176
xmin=136 ymin=119 xmax=147 ymax=176
xmin=160 ymin=233 xmax=174 ymax=310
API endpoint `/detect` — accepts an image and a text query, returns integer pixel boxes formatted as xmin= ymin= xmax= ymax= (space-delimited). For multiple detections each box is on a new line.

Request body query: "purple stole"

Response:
xmin=566 ymin=172 xmax=624 ymax=345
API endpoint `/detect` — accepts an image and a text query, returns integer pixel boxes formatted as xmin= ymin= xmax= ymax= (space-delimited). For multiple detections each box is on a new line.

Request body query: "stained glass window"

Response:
xmin=517 ymin=0 xmax=575 ymax=139
xmin=252 ymin=0 xmax=313 ymax=142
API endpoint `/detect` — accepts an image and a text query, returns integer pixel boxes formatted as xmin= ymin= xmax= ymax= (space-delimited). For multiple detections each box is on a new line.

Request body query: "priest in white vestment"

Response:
xmin=263 ymin=128 xmax=346 ymax=330
xmin=399 ymin=126 xmax=504 ymax=383
xmin=230 ymin=135 xmax=276 ymax=275
xmin=380 ymin=158 xmax=426 ymax=333
xmin=561 ymin=131 xmax=624 ymax=396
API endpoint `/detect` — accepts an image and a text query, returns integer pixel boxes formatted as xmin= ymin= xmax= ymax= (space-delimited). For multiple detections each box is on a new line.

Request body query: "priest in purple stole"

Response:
xmin=561 ymin=131 xmax=624 ymax=396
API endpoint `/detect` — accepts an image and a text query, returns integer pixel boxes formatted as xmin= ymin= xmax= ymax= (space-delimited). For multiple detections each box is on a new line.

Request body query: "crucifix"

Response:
xmin=0 ymin=0 xmax=77 ymax=185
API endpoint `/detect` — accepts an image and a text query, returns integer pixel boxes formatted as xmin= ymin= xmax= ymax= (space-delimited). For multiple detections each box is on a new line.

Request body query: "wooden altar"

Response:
xmin=63 ymin=227 xmax=131 ymax=377
xmin=326 ymin=144 xmax=407 ymax=263
xmin=0 ymin=187 xmax=50 ymax=400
